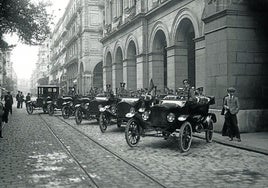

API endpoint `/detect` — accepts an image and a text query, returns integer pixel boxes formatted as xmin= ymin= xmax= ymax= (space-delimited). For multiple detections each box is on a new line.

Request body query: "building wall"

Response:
xmin=102 ymin=0 xmax=268 ymax=131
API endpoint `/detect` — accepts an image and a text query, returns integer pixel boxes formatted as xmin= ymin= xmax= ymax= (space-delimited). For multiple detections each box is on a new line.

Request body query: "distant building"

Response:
xmin=31 ymin=38 xmax=51 ymax=91
xmin=101 ymin=0 xmax=268 ymax=132
xmin=49 ymin=0 xmax=104 ymax=95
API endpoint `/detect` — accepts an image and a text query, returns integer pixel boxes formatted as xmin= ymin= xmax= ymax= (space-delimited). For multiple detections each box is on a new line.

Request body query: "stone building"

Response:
xmin=50 ymin=0 xmax=104 ymax=95
xmin=101 ymin=0 xmax=268 ymax=132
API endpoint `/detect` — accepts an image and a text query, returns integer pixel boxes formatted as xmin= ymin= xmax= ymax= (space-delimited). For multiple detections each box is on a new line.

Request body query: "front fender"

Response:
xmin=208 ymin=113 xmax=217 ymax=123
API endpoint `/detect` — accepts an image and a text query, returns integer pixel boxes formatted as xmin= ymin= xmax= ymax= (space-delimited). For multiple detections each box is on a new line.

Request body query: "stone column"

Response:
xmin=103 ymin=65 xmax=112 ymax=90
xmin=123 ymin=58 xmax=137 ymax=90
xmin=136 ymin=53 xmax=148 ymax=89
xmin=112 ymin=63 xmax=123 ymax=92
xmin=148 ymin=52 xmax=164 ymax=90
xmin=83 ymin=73 xmax=92 ymax=94
xmin=166 ymin=45 xmax=177 ymax=90
xmin=194 ymin=36 xmax=206 ymax=90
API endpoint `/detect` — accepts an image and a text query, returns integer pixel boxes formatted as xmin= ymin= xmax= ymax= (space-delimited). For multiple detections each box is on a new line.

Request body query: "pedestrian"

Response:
xmin=4 ymin=91 xmax=13 ymax=115
xmin=223 ymin=87 xmax=241 ymax=142
xmin=25 ymin=93 xmax=31 ymax=107
xmin=0 ymin=101 xmax=6 ymax=138
xmin=20 ymin=92 xmax=24 ymax=108
xmin=16 ymin=91 xmax=21 ymax=108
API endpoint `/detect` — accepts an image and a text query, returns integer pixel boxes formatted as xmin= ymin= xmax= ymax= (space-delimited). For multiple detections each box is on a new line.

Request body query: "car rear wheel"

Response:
xmin=179 ymin=121 xmax=193 ymax=152
xmin=75 ymin=108 xmax=82 ymax=125
xmin=48 ymin=104 xmax=54 ymax=116
xmin=62 ymin=106 xmax=70 ymax=119
xmin=99 ymin=113 xmax=109 ymax=133
xmin=205 ymin=121 xmax=213 ymax=143
xmin=125 ymin=119 xmax=140 ymax=147
xmin=26 ymin=104 xmax=33 ymax=114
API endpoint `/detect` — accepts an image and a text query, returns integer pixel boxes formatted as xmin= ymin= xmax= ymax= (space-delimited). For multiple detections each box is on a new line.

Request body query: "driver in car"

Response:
xmin=182 ymin=79 xmax=195 ymax=101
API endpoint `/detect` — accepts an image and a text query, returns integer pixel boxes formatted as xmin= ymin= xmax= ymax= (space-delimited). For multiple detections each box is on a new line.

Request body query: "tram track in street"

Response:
xmin=38 ymin=113 xmax=168 ymax=188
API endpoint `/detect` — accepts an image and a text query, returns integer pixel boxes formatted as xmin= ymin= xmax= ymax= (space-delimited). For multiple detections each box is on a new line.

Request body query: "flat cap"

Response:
xmin=227 ymin=87 xmax=236 ymax=93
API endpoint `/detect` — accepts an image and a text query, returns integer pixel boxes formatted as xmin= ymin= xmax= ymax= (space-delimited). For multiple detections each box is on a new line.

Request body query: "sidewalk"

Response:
xmin=195 ymin=131 xmax=268 ymax=155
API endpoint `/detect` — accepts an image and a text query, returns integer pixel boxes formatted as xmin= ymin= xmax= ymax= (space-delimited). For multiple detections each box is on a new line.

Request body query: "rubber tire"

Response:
xmin=48 ymin=104 xmax=54 ymax=116
xmin=99 ymin=113 xmax=109 ymax=133
xmin=75 ymin=108 xmax=82 ymax=125
xmin=205 ymin=121 xmax=213 ymax=143
xmin=26 ymin=104 xmax=33 ymax=114
xmin=62 ymin=106 xmax=70 ymax=119
xmin=125 ymin=119 xmax=140 ymax=147
xmin=179 ymin=121 xmax=193 ymax=152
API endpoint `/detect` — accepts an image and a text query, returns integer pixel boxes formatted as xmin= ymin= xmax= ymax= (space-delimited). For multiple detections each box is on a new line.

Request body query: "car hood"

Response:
xmin=159 ymin=100 xmax=187 ymax=108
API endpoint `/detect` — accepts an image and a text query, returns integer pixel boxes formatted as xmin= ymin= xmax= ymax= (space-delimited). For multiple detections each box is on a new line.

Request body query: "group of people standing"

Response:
xmin=16 ymin=91 xmax=24 ymax=108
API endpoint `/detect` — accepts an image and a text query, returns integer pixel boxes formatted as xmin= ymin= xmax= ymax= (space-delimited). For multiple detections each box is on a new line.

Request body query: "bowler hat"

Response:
xmin=227 ymin=87 xmax=236 ymax=93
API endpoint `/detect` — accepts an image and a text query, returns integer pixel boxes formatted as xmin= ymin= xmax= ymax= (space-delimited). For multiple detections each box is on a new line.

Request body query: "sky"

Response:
xmin=5 ymin=0 xmax=69 ymax=80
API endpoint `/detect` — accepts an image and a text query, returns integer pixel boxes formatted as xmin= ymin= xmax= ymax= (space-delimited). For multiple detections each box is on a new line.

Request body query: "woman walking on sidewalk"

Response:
xmin=223 ymin=87 xmax=241 ymax=142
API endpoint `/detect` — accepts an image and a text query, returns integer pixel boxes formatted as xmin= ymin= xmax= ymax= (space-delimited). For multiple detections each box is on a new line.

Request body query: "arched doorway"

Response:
xmin=151 ymin=30 xmax=167 ymax=90
xmin=104 ymin=52 xmax=112 ymax=89
xmin=93 ymin=62 xmax=103 ymax=89
xmin=113 ymin=47 xmax=123 ymax=92
xmin=126 ymin=41 xmax=137 ymax=90
xmin=175 ymin=18 xmax=196 ymax=87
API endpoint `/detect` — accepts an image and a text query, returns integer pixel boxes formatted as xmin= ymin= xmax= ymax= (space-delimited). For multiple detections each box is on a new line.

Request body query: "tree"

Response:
xmin=0 ymin=0 xmax=52 ymax=49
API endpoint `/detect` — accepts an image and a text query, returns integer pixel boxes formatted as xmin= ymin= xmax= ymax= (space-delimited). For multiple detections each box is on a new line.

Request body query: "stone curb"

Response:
xmin=194 ymin=134 xmax=268 ymax=156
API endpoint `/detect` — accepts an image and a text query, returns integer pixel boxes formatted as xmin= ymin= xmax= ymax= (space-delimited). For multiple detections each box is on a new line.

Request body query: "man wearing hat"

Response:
xmin=223 ymin=87 xmax=241 ymax=142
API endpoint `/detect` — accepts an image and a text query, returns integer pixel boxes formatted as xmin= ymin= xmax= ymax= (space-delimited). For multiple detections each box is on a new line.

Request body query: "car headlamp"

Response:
xmin=167 ymin=113 xmax=175 ymax=122
xmin=129 ymin=107 xmax=135 ymax=114
xmin=138 ymin=108 xmax=145 ymax=113
xmin=142 ymin=111 xmax=150 ymax=121
xmin=178 ymin=115 xmax=188 ymax=121
xmin=111 ymin=106 xmax=116 ymax=114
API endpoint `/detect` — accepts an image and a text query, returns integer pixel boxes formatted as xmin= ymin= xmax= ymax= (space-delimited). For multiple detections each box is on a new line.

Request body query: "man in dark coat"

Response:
xmin=223 ymin=87 xmax=241 ymax=142
xmin=16 ymin=91 xmax=21 ymax=108
xmin=4 ymin=91 xmax=13 ymax=115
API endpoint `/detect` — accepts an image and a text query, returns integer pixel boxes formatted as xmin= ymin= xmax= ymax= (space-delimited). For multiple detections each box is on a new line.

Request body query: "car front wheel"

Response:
xmin=26 ymin=104 xmax=33 ymax=114
xmin=75 ymin=108 xmax=82 ymax=125
xmin=205 ymin=121 xmax=213 ymax=143
xmin=48 ymin=104 xmax=54 ymax=116
xmin=62 ymin=106 xmax=70 ymax=119
xmin=179 ymin=121 xmax=193 ymax=152
xmin=125 ymin=119 xmax=140 ymax=147
xmin=99 ymin=113 xmax=110 ymax=133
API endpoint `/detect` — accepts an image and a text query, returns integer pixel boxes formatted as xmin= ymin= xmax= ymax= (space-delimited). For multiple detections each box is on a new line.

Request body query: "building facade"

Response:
xmin=101 ymin=0 xmax=268 ymax=131
xmin=50 ymin=0 xmax=104 ymax=95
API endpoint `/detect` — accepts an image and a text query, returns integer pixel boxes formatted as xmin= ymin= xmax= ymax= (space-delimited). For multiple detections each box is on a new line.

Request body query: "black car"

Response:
xmin=98 ymin=95 xmax=157 ymax=133
xmin=124 ymin=93 xmax=217 ymax=152
xmin=26 ymin=85 xmax=59 ymax=114
xmin=61 ymin=96 xmax=81 ymax=119
xmin=74 ymin=95 xmax=119 ymax=125
xmin=47 ymin=96 xmax=73 ymax=116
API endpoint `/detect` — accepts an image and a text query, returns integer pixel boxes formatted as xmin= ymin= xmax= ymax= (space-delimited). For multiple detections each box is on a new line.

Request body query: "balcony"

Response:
xmin=66 ymin=12 xmax=77 ymax=29
xmin=64 ymin=54 xmax=78 ymax=68
xmin=65 ymin=26 xmax=81 ymax=47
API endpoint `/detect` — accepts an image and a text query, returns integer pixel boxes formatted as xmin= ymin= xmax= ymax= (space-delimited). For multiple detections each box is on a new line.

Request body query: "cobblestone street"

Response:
xmin=0 ymin=108 xmax=268 ymax=187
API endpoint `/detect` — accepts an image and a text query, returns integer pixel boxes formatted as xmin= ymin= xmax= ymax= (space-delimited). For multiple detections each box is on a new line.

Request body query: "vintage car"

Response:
xmin=74 ymin=95 xmax=119 ymax=125
xmin=47 ymin=96 xmax=73 ymax=116
xmin=124 ymin=92 xmax=217 ymax=152
xmin=98 ymin=95 xmax=157 ymax=133
xmin=61 ymin=96 xmax=81 ymax=119
xmin=26 ymin=85 xmax=59 ymax=114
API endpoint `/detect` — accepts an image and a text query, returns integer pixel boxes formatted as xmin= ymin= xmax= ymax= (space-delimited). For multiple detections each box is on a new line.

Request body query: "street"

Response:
xmin=0 ymin=108 xmax=267 ymax=188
